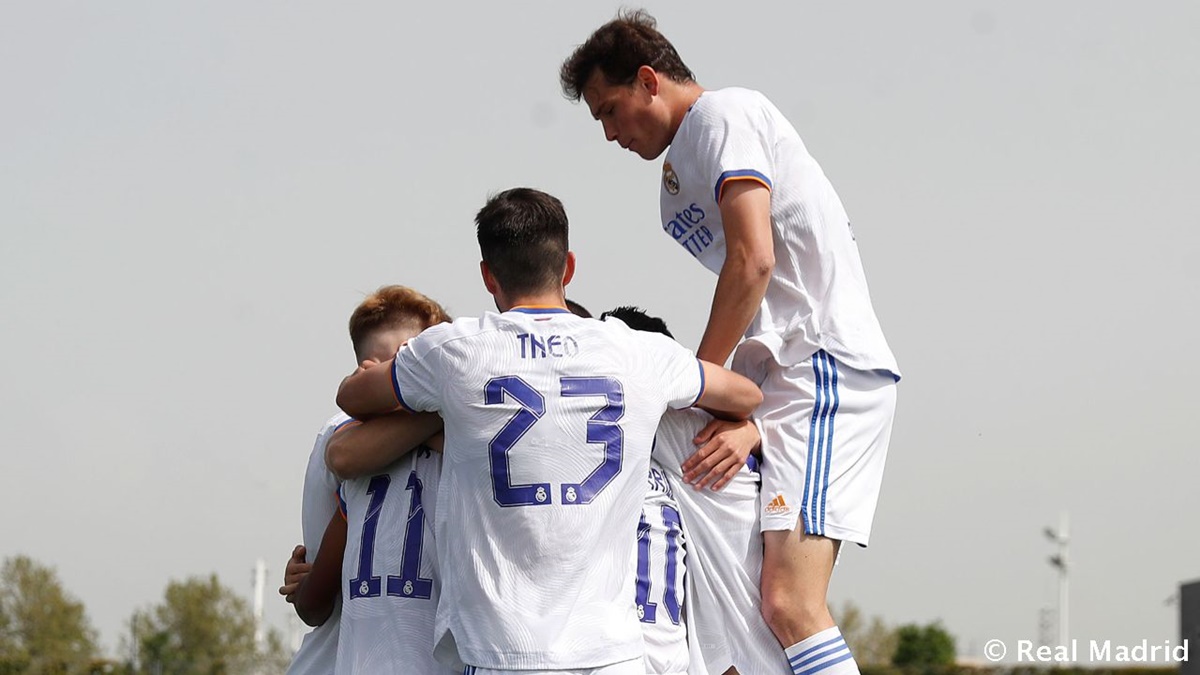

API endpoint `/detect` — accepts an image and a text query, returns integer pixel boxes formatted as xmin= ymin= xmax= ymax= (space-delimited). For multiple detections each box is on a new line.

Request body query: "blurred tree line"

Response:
xmin=0 ymin=555 xmax=287 ymax=674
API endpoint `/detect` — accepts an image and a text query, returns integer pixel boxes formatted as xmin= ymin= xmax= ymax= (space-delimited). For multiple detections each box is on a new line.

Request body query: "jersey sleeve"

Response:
xmin=693 ymin=94 xmax=775 ymax=204
xmin=643 ymin=333 xmax=705 ymax=410
xmin=390 ymin=327 xmax=445 ymax=413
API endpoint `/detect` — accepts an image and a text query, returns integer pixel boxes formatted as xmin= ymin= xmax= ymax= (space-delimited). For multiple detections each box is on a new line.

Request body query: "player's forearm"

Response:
xmin=695 ymin=361 xmax=763 ymax=421
xmin=696 ymin=255 xmax=772 ymax=365
xmin=325 ymin=412 xmax=443 ymax=480
xmin=336 ymin=360 xmax=400 ymax=418
xmin=292 ymin=514 xmax=346 ymax=627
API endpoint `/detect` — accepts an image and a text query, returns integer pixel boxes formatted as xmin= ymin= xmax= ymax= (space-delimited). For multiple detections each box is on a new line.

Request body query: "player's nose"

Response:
xmin=602 ymin=120 xmax=618 ymax=143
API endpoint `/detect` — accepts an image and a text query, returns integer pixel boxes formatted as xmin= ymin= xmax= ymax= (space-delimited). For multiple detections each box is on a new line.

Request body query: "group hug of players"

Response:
xmin=278 ymin=11 xmax=899 ymax=675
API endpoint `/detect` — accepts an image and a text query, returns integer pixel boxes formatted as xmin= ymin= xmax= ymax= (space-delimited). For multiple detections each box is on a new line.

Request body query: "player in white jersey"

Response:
xmin=335 ymin=441 xmax=451 ymax=674
xmin=284 ymin=285 xmax=453 ymax=673
xmin=280 ymin=412 xmax=351 ymax=675
xmin=566 ymin=300 xmax=691 ymax=675
xmin=335 ymin=188 xmax=762 ymax=675
xmin=563 ymin=13 xmax=900 ymax=675
xmin=603 ymin=307 xmax=790 ymax=675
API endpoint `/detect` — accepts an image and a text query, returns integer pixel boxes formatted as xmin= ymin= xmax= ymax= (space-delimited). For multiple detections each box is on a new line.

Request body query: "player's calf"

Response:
xmin=761 ymin=530 xmax=860 ymax=675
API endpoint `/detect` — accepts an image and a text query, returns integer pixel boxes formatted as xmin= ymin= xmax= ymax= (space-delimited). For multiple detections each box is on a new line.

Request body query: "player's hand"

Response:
xmin=279 ymin=544 xmax=311 ymax=603
xmin=682 ymin=418 xmax=760 ymax=491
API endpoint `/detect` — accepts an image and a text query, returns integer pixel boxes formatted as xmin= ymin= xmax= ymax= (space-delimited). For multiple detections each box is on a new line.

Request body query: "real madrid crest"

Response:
xmin=662 ymin=161 xmax=680 ymax=195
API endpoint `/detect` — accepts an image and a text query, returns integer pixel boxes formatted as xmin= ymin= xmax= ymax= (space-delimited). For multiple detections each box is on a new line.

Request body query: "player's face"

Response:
xmin=583 ymin=69 xmax=671 ymax=160
xmin=358 ymin=321 xmax=423 ymax=363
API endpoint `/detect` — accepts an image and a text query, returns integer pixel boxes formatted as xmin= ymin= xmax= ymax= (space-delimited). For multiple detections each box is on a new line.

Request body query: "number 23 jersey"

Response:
xmin=391 ymin=308 xmax=705 ymax=670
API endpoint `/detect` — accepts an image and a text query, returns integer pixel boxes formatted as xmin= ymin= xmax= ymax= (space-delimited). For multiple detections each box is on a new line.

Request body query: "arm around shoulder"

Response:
xmin=693 ymin=360 xmax=762 ymax=421
xmin=335 ymin=358 xmax=401 ymax=419
xmin=325 ymin=411 xmax=444 ymax=480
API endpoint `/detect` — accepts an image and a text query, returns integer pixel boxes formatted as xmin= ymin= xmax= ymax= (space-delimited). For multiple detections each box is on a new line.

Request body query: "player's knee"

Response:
xmin=761 ymin=585 xmax=831 ymax=642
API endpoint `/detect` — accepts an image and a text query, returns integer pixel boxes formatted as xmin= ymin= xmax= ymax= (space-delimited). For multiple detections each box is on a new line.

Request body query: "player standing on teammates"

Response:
xmin=335 ymin=188 xmax=762 ymax=675
xmin=279 ymin=286 xmax=449 ymax=673
xmin=561 ymin=13 xmax=900 ymax=675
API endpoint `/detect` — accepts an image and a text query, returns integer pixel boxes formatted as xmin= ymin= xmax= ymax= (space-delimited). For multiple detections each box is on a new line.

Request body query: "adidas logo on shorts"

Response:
xmin=765 ymin=494 xmax=791 ymax=515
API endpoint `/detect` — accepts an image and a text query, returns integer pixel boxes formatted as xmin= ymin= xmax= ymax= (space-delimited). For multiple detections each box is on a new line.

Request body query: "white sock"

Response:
xmin=785 ymin=626 xmax=859 ymax=675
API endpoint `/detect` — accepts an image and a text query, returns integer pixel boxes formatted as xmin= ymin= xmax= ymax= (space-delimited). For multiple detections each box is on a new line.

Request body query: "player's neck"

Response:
xmin=496 ymin=290 xmax=567 ymax=313
xmin=664 ymin=80 xmax=705 ymax=139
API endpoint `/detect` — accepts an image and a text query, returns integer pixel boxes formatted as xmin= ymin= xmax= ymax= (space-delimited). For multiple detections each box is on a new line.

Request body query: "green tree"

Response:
xmin=834 ymin=600 xmax=899 ymax=666
xmin=891 ymin=621 xmax=956 ymax=668
xmin=0 ymin=555 xmax=98 ymax=674
xmin=127 ymin=574 xmax=287 ymax=675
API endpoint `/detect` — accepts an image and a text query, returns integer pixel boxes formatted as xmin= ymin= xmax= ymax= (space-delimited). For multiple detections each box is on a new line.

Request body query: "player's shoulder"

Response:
xmin=316 ymin=411 xmax=354 ymax=438
xmin=693 ymin=87 xmax=776 ymax=119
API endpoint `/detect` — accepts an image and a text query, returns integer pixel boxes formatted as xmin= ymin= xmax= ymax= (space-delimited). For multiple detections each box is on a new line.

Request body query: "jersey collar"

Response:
xmin=509 ymin=305 xmax=571 ymax=315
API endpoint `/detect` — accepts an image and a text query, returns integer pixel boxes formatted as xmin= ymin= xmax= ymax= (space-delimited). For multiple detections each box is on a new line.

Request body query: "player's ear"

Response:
xmin=562 ymin=251 xmax=577 ymax=287
xmin=636 ymin=65 xmax=659 ymax=96
xmin=480 ymin=260 xmax=499 ymax=295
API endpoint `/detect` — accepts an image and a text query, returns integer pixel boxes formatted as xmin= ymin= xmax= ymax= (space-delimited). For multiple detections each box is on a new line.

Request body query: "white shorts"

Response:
xmin=461 ymin=660 xmax=644 ymax=675
xmin=734 ymin=346 xmax=897 ymax=545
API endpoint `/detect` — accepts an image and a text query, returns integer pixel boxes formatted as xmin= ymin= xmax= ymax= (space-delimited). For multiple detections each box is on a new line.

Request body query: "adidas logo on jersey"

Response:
xmin=765 ymin=494 xmax=791 ymax=515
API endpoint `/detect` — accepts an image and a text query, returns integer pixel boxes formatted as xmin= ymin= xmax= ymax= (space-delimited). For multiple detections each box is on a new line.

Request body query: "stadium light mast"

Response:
xmin=252 ymin=558 xmax=268 ymax=650
xmin=1044 ymin=511 xmax=1070 ymax=649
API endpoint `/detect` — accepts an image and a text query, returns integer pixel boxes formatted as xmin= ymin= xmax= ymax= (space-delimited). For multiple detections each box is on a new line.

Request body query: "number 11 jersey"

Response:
xmin=391 ymin=308 xmax=705 ymax=671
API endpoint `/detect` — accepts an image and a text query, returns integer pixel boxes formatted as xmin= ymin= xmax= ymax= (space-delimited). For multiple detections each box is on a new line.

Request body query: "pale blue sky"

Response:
xmin=1 ymin=0 xmax=1197 ymax=663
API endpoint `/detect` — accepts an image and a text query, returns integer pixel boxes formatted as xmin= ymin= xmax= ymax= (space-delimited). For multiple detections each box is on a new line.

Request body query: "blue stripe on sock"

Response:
xmin=790 ymin=634 xmax=846 ymax=663
xmin=792 ymin=639 xmax=848 ymax=669
xmin=798 ymin=650 xmax=856 ymax=675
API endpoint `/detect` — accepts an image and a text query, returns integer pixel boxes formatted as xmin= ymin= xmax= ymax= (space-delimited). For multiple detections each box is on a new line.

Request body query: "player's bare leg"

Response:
xmin=762 ymin=529 xmax=857 ymax=675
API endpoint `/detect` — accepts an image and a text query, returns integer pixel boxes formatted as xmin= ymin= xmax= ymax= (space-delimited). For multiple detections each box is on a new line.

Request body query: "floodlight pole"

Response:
xmin=1045 ymin=512 xmax=1070 ymax=648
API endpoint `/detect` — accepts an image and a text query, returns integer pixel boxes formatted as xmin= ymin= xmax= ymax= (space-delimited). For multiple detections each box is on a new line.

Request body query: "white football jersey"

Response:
xmin=652 ymin=409 xmax=791 ymax=675
xmin=637 ymin=459 xmax=689 ymax=675
xmin=286 ymin=413 xmax=350 ymax=675
xmin=660 ymin=87 xmax=898 ymax=378
xmin=336 ymin=445 xmax=454 ymax=674
xmin=391 ymin=308 xmax=705 ymax=670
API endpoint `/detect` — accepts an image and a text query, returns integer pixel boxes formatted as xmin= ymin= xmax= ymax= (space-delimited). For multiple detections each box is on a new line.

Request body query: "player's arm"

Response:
xmin=291 ymin=510 xmax=346 ymax=627
xmin=682 ymin=418 xmax=761 ymax=491
xmin=696 ymin=180 xmax=774 ymax=365
xmin=694 ymin=360 xmax=762 ymax=421
xmin=336 ymin=358 xmax=402 ymax=418
xmin=325 ymin=411 xmax=444 ymax=480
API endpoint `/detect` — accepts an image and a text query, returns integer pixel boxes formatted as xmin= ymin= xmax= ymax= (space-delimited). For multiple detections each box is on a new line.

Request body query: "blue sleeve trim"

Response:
xmin=689 ymin=359 xmax=707 ymax=408
xmin=391 ymin=363 xmax=417 ymax=413
xmin=714 ymin=169 xmax=773 ymax=203
xmin=332 ymin=418 xmax=358 ymax=433
xmin=336 ymin=487 xmax=347 ymax=518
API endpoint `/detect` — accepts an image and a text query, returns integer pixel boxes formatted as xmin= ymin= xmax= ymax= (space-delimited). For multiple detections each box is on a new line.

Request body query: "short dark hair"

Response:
xmin=600 ymin=305 xmax=673 ymax=339
xmin=476 ymin=188 xmax=570 ymax=297
xmin=560 ymin=9 xmax=695 ymax=102
xmin=565 ymin=299 xmax=592 ymax=318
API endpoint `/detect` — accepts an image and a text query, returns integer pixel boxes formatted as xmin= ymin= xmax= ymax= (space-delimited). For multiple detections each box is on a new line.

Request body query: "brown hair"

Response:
xmin=475 ymin=188 xmax=569 ymax=297
xmin=560 ymin=9 xmax=695 ymax=102
xmin=348 ymin=285 xmax=450 ymax=360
